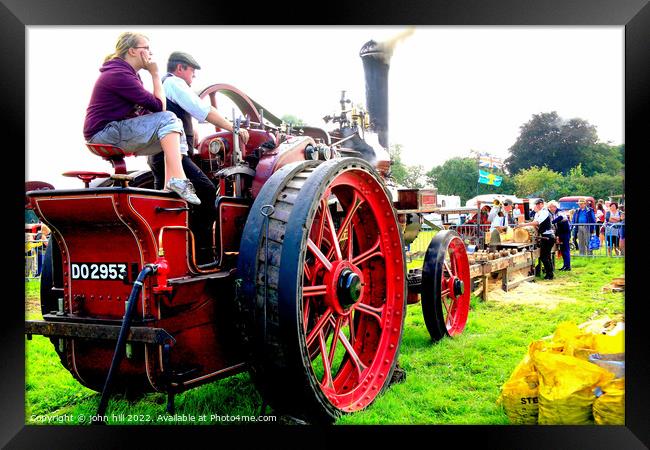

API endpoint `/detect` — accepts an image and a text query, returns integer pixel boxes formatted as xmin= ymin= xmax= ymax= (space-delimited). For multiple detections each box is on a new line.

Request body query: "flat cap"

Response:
xmin=534 ymin=198 xmax=544 ymax=205
xmin=168 ymin=51 xmax=201 ymax=70
xmin=502 ymin=199 xmax=512 ymax=206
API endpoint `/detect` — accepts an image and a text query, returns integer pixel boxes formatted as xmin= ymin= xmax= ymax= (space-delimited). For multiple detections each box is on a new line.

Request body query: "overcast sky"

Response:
xmin=26 ymin=26 xmax=623 ymax=189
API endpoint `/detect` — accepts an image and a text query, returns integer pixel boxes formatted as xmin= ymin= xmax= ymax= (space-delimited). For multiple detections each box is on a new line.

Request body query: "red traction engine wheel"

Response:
xmin=420 ymin=230 xmax=471 ymax=341
xmin=238 ymin=158 xmax=406 ymax=423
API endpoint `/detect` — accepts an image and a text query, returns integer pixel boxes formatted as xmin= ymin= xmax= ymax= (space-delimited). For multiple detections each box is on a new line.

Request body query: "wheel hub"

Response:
xmin=453 ymin=278 xmax=465 ymax=297
xmin=324 ymin=261 xmax=365 ymax=314
xmin=337 ymin=269 xmax=362 ymax=309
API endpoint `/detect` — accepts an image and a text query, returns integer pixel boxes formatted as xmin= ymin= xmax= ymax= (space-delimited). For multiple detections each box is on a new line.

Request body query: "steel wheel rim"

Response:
xmin=440 ymin=235 xmax=470 ymax=335
xmin=300 ymin=168 xmax=404 ymax=412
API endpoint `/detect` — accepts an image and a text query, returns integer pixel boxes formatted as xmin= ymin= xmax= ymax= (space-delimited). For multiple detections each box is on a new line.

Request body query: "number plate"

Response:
xmin=71 ymin=263 xmax=128 ymax=281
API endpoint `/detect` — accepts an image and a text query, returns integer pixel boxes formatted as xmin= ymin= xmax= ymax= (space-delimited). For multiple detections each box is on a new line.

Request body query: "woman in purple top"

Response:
xmin=83 ymin=32 xmax=199 ymax=205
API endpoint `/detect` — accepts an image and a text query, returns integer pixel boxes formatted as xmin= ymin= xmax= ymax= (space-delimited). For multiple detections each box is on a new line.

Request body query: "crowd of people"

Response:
xmin=477 ymin=195 xmax=624 ymax=282
xmin=568 ymin=198 xmax=625 ymax=257
xmin=512 ymin=197 xmax=625 ymax=280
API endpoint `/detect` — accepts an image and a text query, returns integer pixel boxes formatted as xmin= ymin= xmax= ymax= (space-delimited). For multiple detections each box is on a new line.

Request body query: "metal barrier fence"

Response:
xmin=568 ymin=222 xmax=624 ymax=258
xmin=407 ymin=222 xmax=624 ymax=261
xmin=449 ymin=223 xmax=492 ymax=248
xmin=407 ymin=225 xmax=492 ymax=261
xmin=25 ymin=238 xmax=48 ymax=280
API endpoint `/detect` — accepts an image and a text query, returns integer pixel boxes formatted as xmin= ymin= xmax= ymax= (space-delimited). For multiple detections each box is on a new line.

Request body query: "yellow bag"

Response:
xmin=532 ymin=351 xmax=614 ymax=424
xmin=592 ymin=331 xmax=625 ymax=354
xmin=551 ymin=322 xmax=595 ymax=357
xmin=593 ymin=378 xmax=625 ymax=425
xmin=497 ymin=355 xmax=539 ymax=424
xmin=528 ymin=338 xmax=564 ymax=357
xmin=550 ymin=320 xmax=624 ymax=357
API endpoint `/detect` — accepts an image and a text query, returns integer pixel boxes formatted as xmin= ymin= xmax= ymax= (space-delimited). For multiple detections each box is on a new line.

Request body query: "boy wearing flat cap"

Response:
xmin=147 ymin=51 xmax=250 ymax=264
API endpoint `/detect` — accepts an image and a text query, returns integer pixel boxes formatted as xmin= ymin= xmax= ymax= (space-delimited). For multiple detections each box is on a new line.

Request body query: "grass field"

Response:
xmin=25 ymin=242 xmax=624 ymax=425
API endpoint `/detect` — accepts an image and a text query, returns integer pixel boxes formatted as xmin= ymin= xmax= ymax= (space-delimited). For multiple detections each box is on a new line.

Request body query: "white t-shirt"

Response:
xmin=162 ymin=75 xmax=211 ymax=122
xmin=533 ymin=207 xmax=554 ymax=236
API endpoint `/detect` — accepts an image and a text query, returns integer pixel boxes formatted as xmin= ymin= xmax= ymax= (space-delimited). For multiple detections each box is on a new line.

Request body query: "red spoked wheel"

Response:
xmin=238 ymin=158 xmax=406 ymax=423
xmin=420 ymin=230 xmax=471 ymax=342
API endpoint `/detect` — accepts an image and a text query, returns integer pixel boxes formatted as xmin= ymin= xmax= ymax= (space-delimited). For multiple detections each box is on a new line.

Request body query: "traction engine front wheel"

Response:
xmin=421 ymin=230 xmax=471 ymax=342
xmin=238 ymin=158 xmax=406 ymax=423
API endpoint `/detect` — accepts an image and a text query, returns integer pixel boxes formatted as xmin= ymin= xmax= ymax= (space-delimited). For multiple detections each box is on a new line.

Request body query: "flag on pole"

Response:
xmin=478 ymin=169 xmax=503 ymax=186
xmin=478 ymin=153 xmax=504 ymax=170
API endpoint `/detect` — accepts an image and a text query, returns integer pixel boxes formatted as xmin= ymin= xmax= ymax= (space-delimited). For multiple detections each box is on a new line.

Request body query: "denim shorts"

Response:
xmin=88 ymin=111 xmax=189 ymax=156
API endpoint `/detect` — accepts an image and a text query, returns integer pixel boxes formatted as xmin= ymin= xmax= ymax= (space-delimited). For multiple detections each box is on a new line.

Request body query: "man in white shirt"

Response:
xmin=516 ymin=198 xmax=555 ymax=280
xmin=147 ymin=51 xmax=250 ymax=264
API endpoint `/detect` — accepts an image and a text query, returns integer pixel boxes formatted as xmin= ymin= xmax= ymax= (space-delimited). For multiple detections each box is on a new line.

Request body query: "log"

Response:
xmin=514 ymin=226 xmax=536 ymax=243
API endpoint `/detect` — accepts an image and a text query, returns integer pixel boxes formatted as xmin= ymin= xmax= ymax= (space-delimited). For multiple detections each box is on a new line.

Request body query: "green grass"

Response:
xmin=25 ymin=257 xmax=624 ymax=425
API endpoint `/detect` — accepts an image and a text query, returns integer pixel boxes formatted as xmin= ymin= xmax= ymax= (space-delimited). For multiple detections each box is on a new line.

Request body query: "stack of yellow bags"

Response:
xmin=497 ymin=316 xmax=624 ymax=425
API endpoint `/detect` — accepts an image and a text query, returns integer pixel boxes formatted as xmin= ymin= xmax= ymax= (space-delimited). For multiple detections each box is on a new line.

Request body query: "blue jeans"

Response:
xmin=88 ymin=111 xmax=188 ymax=156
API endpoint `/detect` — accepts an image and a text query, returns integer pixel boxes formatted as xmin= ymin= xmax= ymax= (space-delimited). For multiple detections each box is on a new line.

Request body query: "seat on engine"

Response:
xmin=86 ymin=143 xmax=137 ymax=175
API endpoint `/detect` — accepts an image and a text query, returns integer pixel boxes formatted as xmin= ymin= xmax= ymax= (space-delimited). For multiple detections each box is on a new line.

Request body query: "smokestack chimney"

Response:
xmin=359 ymin=40 xmax=390 ymax=149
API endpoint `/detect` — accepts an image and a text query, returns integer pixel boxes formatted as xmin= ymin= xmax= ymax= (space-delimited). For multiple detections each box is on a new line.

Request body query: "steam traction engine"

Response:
xmin=25 ymin=40 xmax=470 ymax=423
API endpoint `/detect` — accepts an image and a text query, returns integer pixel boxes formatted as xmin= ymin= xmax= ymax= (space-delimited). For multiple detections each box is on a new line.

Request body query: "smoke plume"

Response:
xmin=377 ymin=27 xmax=415 ymax=63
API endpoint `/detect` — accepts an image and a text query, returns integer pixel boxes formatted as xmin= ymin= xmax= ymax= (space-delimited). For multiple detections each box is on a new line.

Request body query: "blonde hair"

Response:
xmin=104 ymin=32 xmax=148 ymax=62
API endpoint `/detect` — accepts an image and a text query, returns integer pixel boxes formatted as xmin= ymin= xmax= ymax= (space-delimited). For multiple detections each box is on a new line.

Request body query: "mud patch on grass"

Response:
xmin=25 ymin=285 xmax=43 ymax=320
xmin=487 ymin=278 xmax=579 ymax=310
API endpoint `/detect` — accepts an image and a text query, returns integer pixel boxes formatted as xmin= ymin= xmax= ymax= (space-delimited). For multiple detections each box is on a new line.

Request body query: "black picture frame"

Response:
xmin=4 ymin=0 xmax=648 ymax=447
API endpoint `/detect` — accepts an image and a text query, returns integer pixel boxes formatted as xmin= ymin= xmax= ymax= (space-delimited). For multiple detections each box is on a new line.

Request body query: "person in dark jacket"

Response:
xmin=548 ymin=201 xmax=571 ymax=271
xmin=83 ymin=32 xmax=200 ymax=205
xmin=571 ymin=198 xmax=596 ymax=256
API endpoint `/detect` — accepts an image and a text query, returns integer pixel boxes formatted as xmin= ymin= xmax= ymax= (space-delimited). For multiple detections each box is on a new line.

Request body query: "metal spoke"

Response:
xmin=443 ymin=260 xmax=453 ymax=277
xmin=351 ymin=238 xmax=382 ymax=266
xmin=445 ymin=298 xmax=456 ymax=328
xmin=326 ymin=192 xmax=364 ymax=262
xmin=324 ymin=206 xmax=342 ymax=261
xmin=306 ymin=307 xmax=333 ymax=348
xmin=441 ymin=293 xmax=451 ymax=316
xmin=303 ymin=297 xmax=311 ymax=332
xmin=337 ymin=328 xmax=367 ymax=378
xmin=307 ymin=238 xmax=333 ymax=272
xmin=327 ymin=316 xmax=343 ymax=369
xmin=313 ymin=198 xmax=328 ymax=248
xmin=445 ymin=304 xmax=455 ymax=328
xmin=347 ymin=314 xmax=356 ymax=345
xmin=353 ymin=302 xmax=384 ymax=327
xmin=338 ymin=192 xmax=364 ymax=241
xmin=304 ymin=262 xmax=313 ymax=282
xmin=347 ymin=223 xmax=354 ymax=261
xmin=303 ymin=285 xmax=327 ymax=297
xmin=318 ymin=331 xmax=334 ymax=390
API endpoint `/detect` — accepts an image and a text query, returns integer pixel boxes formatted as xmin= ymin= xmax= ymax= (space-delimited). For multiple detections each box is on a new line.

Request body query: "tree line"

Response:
xmin=390 ymin=111 xmax=624 ymax=203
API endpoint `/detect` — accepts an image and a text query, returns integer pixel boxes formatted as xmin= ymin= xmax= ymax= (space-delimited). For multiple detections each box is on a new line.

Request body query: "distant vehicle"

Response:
xmin=558 ymin=196 xmax=596 ymax=212
xmin=466 ymin=194 xmax=528 ymax=222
